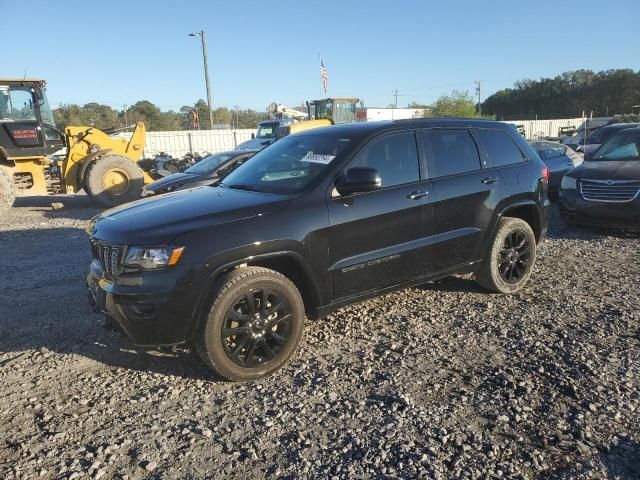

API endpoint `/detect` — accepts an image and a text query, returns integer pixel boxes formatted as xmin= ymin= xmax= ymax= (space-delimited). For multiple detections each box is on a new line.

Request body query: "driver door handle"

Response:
xmin=481 ymin=177 xmax=500 ymax=184
xmin=407 ymin=190 xmax=429 ymax=200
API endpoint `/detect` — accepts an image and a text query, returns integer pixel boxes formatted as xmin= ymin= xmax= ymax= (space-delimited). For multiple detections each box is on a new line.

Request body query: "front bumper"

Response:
xmin=87 ymin=260 xmax=202 ymax=346
xmin=558 ymin=189 xmax=640 ymax=230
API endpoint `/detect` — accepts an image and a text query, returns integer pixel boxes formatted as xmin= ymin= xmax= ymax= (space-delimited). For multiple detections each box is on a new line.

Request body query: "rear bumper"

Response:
xmin=87 ymin=260 xmax=202 ymax=346
xmin=558 ymin=190 xmax=640 ymax=230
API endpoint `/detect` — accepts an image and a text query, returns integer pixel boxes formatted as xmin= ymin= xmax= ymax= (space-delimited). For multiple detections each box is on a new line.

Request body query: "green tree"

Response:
xmin=482 ymin=68 xmax=640 ymax=118
xmin=430 ymin=90 xmax=478 ymax=117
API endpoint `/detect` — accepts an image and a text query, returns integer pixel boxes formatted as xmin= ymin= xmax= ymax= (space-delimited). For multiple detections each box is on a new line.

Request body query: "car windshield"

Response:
xmin=185 ymin=152 xmax=236 ymax=175
xmin=220 ymin=132 xmax=353 ymax=194
xmin=256 ymin=123 xmax=279 ymax=139
xmin=592 ymin=131 xmax=640 ymax=162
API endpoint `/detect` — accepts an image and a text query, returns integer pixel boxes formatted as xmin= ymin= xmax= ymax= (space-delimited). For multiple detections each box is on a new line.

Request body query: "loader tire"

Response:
xmin=85 ymin=155 xmax=144 ymax=208
xmin=0 ymin=167 xmax=16 ymax=211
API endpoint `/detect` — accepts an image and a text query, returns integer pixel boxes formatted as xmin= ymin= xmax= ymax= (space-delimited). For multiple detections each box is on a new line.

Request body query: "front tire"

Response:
xmin=476 ymin=217 xmax=536 ymax=293
xmin=196 ymin=267 xmax=305 ymax=381
xmin=0 ymin=167 xmax=16 ymax=211
xmin=84 ymin=155 xmax=144 ymax=207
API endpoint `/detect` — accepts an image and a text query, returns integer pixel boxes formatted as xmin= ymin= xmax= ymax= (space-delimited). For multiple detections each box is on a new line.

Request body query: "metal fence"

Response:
xmin=116 ymin=117 xmax=588 ymax=158
xmin=501 ymin=117 xmax=585 ymax=139
xmin=116 ymin=129 xmax=255 ymax=158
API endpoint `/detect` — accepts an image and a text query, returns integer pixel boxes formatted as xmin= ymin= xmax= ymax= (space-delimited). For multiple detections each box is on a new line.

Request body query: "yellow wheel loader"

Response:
xmin=0 ymin=79 xmax=151 ymax=210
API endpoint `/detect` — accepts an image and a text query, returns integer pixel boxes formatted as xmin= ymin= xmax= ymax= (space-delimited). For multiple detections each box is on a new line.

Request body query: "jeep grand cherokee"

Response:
xmin=87 ymin=119 xmax=549 ymax=381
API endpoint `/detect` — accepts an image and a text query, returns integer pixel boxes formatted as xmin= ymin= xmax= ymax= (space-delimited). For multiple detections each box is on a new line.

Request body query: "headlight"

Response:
xmin=123 ymin=246 xmax=185 ymax=269
xmin=561 ymin=176 xmax=577 ymax=190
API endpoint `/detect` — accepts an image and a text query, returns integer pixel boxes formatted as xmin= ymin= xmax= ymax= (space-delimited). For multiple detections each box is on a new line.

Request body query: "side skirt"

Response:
xmin=310 ymin=260 xmax=481 ymax=320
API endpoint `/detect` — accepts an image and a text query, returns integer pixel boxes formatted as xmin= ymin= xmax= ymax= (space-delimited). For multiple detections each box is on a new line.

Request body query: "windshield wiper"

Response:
xmin=226 ymin=183 xmax=261 ymax=192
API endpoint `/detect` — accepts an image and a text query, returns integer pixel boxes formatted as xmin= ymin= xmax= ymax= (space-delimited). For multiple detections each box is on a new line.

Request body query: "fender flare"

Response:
xmin=190 ymin=250 xmax=322 ymax=337
xmin=487 ymin=199 xmax=543 ymax=247
xmin=77 ymin=148 xmax=113 ymax=186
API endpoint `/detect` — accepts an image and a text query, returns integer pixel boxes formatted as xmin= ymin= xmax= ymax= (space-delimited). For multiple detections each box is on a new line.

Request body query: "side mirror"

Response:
xmin=251 ymin=133 xmax=255 ymax=139
xmin=336 ymin=167 xmax=381 ymax=196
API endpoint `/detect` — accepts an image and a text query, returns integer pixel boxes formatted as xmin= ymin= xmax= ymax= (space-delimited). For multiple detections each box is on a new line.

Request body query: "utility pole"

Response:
xmin=189 ymin=30 xmax=214 ymax=130
xmin=123 ymin=104 xmax=128 ymax=126
xmin=393 ymin=90 xmax=409 ymax=109
xmin=475 ymin=80 xmax=482 ymax=116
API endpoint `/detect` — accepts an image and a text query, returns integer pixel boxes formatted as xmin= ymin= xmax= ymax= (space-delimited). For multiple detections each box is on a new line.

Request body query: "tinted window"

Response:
xmin=424 ymin=129 xmax=481 ymax=177
xmin=476 ymin=129 xmax=525 ymax=167
xmin=349 ymin=131 xmax=419 ymax=187
xmin=536 ymin=142 xmax=566 ymax=160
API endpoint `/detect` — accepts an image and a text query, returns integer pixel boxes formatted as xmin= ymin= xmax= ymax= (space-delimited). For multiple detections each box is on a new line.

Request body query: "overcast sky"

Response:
xmin=3 ymin=0 xmax=639 ymax=111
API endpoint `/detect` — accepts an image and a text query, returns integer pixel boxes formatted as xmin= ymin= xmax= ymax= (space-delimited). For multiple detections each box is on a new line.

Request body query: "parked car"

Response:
xmin=236 ymin=119 xmax=296 ymax=150
xmin=141 ymin=150 xmax=258 ymax=196
xmin=576 ymin=123 xmax=640 ymax=159
xmin=87 ymin=119 xmax=550 ymax=381
xmin=562 ymin=117 xmax=618 ymax=151
xmin=559 ymin=127 xmax=640 ymax=230
xmin=529 ymin=140 xmax=583 ymax=197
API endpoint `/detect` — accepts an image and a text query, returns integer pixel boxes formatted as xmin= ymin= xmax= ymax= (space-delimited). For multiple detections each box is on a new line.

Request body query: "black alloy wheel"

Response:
xmin=476 ymin=217 xmax=537 ymax=294
xmin=222 ymin=288 xmax=293 ymax=368
xmin=498 ymin=230 xmax=531 ymax=284
xmin=196 ymin=266 xmax=305 ymax=381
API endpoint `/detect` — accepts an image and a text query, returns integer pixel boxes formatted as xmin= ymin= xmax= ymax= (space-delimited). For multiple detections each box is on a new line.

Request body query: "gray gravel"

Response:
xmin=1 ymin=194 xmax=639 ymax=479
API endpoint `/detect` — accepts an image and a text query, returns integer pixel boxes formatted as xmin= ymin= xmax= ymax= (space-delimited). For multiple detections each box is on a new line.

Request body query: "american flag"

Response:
xmin=320 ymin=59 xmax=328 ymax=94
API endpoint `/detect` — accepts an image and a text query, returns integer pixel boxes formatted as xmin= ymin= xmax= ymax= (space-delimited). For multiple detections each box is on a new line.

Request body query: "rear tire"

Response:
xmin=0 ymin=167 xmax=16 ymax=211
xmin=85 ymin=155 xmax=144 ymax=207
xmin=196 ymin=267 xmax=305 ymax=381
xmin=476 ymin=217 xmax=536 ymax=294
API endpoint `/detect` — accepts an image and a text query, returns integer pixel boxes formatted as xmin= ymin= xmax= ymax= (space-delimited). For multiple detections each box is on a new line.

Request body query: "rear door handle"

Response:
xmin=481 ymin=177 xmax=500 ymax=184
xmin=407 ymin=190 xmax=429 ymax=200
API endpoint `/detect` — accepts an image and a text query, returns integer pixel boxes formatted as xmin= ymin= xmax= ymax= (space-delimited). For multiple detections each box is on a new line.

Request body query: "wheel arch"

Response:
xmin=191 ymin=251 xmax=323 ymax=340
xmin=499 ymin=201 xmax=543 ymax=242
xmin=77 ymin=148 xmax=112 ymax=188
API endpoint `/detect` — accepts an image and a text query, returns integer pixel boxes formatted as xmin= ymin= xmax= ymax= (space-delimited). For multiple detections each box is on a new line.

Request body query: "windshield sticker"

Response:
xmin=300 ymin=152 xmax=335 ymax=164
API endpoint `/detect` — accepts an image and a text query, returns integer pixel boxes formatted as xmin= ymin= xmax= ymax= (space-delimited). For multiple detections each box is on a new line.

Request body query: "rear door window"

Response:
xmin=422 ymin=129 xmax=482 ymax=177
xmin=476 ymin=129 xmax=526 ymax=167
xmin=349 ymin=131 xmax=420 ymax=188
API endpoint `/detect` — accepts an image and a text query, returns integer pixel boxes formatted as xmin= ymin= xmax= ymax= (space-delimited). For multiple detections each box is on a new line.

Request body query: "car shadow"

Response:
xmin=417 ymin=275 xmax=486 ymax=294
xmin=599 ymin=438 xmax=640 ymax=479
xmin=0 ymin=225 xmax=223 ymax=382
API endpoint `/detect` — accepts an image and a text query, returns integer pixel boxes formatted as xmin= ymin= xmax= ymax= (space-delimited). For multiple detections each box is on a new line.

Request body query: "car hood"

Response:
xmin=89 ymin=186 xmax=290 ymax=245
xmin=236 ymin=137 xmax=273 ymax=150
xmin=144 ymin=172 xmax=204 ymax=192
xmin=570 ymin=160 xmax=640 ymax=181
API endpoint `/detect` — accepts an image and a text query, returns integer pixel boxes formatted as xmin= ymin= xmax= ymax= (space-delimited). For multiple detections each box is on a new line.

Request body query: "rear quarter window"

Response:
xmin=476 ymin=129 xmax=526 ymax=167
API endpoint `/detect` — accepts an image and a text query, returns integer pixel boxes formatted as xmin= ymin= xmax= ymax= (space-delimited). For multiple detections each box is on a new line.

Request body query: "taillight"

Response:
xmin=542 ymin=167 xmax=550 ymax=183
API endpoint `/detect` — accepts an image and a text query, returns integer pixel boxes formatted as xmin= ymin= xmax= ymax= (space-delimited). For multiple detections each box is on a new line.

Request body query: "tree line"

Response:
xmin=482 ymin=69 xmax=640 ymax=119
xmin=53 ymin=99 xmax=269 ymax=131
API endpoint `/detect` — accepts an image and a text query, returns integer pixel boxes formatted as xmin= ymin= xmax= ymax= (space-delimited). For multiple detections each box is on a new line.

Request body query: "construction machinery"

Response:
xmin=307 ymin=97 xmax=360 ymax=124
xmin=0 ymin=78 xmax=150 ymax=210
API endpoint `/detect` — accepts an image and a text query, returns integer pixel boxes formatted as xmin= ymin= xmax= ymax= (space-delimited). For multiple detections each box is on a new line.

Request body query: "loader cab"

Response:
xmin=309 ymin=97 xmax=359 ymax=124
xmin=0 ymin=80 xmax=65 ymax=161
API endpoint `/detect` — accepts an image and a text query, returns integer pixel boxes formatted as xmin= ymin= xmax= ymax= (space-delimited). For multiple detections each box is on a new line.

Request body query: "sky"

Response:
xmin=3 ymin=0 xmax=639 ymax=113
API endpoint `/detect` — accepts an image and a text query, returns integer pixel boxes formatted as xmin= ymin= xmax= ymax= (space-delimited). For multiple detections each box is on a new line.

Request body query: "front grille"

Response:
xmin=580 ymin=179 xmax=640 ymax=203
xmin=90 ymin=239 xmax=123 ymax=277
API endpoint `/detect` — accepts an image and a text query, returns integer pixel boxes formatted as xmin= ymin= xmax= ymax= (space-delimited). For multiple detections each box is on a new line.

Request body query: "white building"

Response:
xmin=360 ymin=107 xmax=432 ymax=121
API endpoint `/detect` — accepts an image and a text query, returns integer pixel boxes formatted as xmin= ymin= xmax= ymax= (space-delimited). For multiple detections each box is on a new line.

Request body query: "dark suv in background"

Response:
xmin=87 ymin=119 xmax=549 ymax=381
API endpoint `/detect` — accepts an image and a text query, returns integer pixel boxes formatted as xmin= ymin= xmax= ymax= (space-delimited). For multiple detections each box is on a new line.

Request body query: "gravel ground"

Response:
xmin=0 ymin=194 xmax=639 ymax=480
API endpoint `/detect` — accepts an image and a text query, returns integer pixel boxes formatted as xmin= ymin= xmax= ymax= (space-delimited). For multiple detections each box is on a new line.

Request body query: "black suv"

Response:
xmin=87 ymin=119 xmax=549 ymax=381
